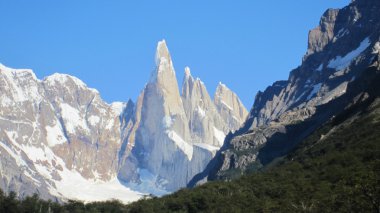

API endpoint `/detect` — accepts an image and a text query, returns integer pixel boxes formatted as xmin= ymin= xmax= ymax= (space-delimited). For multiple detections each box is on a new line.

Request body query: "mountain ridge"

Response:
xmin=190 ymin=0 xmax=380 ymax=183
xmin=0 ymin=40 xmax=247 ymax=203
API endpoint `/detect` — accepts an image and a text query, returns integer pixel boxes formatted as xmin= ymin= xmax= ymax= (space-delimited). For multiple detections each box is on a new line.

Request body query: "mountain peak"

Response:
xmin=150 ymin=40 xmax=175 ymax=83
xmin=184 ymin=66 xmax=191 ymax=78
xmin=155 ymin=39 xmax=170 ymax=65
xmin=44 ymin=73 xmax=87 ymax=89
xmin=214 ymin=82 xmax=248 ymax=128
xmin=216 ymin=82 xmax=229 ymax=93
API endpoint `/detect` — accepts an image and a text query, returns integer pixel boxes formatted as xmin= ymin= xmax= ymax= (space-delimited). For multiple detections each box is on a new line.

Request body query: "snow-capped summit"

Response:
xmin=0 ymin=63 xmax=139 ymax=203
xmin=150 ymin=40 xmax=177 ymax=85
xmin=0 ymin=40 xmax=248 ymax=202
xmin=155 ymin=39 xmax=171 ymax=65
xmin=184 ymin=66 xmax=191 ymax=78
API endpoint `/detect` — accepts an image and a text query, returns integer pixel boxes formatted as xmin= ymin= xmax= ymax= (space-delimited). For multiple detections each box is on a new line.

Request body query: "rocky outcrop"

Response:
xmin=207 ymin=0 xmax=380 ymax=180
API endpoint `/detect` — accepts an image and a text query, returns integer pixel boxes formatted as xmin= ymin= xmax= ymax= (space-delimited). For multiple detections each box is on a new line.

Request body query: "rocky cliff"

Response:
xmin=118 ymin=41 xmax=247 ymax=192
xmin=201 ymin=0 xmax=380 ymax=181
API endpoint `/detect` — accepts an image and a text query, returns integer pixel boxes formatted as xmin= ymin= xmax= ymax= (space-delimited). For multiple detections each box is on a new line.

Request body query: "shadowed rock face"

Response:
xmin=0 ymin=40 xmax=248 ymax=199
xmin=206 ymin=0 xmax=380 ymax=181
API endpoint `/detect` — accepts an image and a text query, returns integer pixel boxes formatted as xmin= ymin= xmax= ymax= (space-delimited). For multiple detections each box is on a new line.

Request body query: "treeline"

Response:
xmin=124 ymin=97 xmax=380 ymax=212
xmin=0 ymin=191 xmax=129 ymax=213
xmin=1 ymin=101 xmax=380 ymax=213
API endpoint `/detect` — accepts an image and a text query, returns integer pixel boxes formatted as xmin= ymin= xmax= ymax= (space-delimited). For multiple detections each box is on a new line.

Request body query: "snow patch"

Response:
xmin=218 ymin=82 xmax=227 ymax=89
xmin=328 ymin=37 xmax=371 ymax=70
xmin=9 ymin=138 xmax=142 ymax=203
xmin=166 ymin=130 xmax=193 ymax=160
xmin=45 ymin=73 xmax=86 ymax=88
xmin=0 ymin=141 xmax=27 ymax=167
xmin=110 ymin=102 xmax=126 ymax=115
xmin=221 ymin=100 xmax=233 ymax=111
xmin=196 ymin=106 xmax=206 ymax=118
xmin=307 ymin=83 xmax=322 ymax=100
xmin=336 ymin=28 xmax=349 ymax=38
xmin=194 ymin=143 xmax=220 ymax=152
xmin=122 ymin=169 xmax=170 ymax=196
xmin=45 ymin=121 xmax=67 ymax=147
xmin=60 ymin=103 xmax=89 ymax=134
xmin=316 ymin=64 xmax=323 ymax=72
xmin=295 ymin=91 xmax=307 ymax=103
xmin=105 ymin=119 xmax=115 ymax=130
xmin=88 ymin=115 xmax=100 ymax=126
xmin=373 ymin=42 xmax=380 ymax=54
xmin=53 ymin=171 xmax=142 ymax=204
xmin=0 ymin=96 xmax=12 ymax=107
xmin=0 ymin=66 xmax=40 ymax=102
xmin=162 ymin=116 xmax=174 ymax=129
xmin=213 ymin=127 xmax=226 ymax=146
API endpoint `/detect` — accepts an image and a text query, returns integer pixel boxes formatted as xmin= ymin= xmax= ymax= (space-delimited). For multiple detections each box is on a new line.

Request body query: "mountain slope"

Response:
xmin=200 ymin=0 xmax=380 ymax=181
xmin=124 ymin=65 xmax=380 ymax=213
xmin=0 ymin=64 xmax=141 ymax=202
xmin=0 ymin=41 xmax=247 ymax=202
xmin=0 ymin=83 xmax=378 ymax=212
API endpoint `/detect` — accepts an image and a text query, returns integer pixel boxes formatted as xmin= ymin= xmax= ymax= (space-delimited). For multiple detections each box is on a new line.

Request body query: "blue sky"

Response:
xmin=0 ymin=0 xmax=349 ymax=108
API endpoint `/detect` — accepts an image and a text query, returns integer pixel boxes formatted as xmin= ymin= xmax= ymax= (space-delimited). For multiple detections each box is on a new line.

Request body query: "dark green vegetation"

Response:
xmin=1 ymin=93 xmax=379 ymax=213
xmin=125 ymin=97 xmax=380 ymax=213
xmin=0 ymin=191 xmax=129 ymax=213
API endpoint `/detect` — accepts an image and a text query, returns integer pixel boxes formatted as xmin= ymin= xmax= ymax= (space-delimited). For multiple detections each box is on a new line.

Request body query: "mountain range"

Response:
xmin=0 ymin=0 xmax=379 ymax=208
xmin=0 ymin=40 xmax=247 ymax=203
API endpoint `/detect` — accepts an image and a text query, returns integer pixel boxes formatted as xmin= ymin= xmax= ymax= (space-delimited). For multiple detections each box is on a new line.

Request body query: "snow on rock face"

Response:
xmin=45 ymin=121 xmax=67 ymax=147
xmin=162 ymin=116 xmax=174 ymax=129
xmin=110 ymin=102 xmax=126 ymax=115
xmin=166 ymin=130 xmax=193 ymax=160
xmin=0 ymin=39 xmax=248 ymax=199
xmin=119 ymin=42 xmax=248 ymax=193
xmin=194 ymin=143 xmax=219 ymax=152
xmin=213 ymin=127 xmax=226 ymax=146
xmin=122 ymin=169 xmax=170 ymax=196
xmin=328 ymin=37 xmax=371 ymax=70
xmin=60 ymin=103 xmax=89 ymax=134
xmin=0 ymin=140 xmax=28 ymax=167
xmin=316 ymin=64 xmax=323 ymax=72
xmin=44 ymin=73 xmax=87 ymax=89
xmin=0 ymin=64 xmax=41 ymax=103
xmin=88 ymin=115 xmax=101 ymax=126
xmin=0 ymin=63 xmax=136 ymax=202
xmin=373 ymin=41 xmax=380 ymax=54
xmin=307 ymin=83 xmax=323 ymax=100
xmin=4 ymin=132 xmax=142 ymax=203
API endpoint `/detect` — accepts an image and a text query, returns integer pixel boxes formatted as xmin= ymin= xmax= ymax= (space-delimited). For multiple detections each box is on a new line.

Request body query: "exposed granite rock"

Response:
xmin=202 ymin=0 xmax=380 ymax=181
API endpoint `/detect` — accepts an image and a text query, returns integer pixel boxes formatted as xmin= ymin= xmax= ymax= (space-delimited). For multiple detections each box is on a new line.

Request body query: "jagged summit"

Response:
xmin=155 ymin=39 xmax=171 ymax=65
xmin=184 ymin=66 xmax=191 ymax=78
xmin=44 ymin=73 xmax=88 ymax=88
xmin=214 ymin=81 xmax=248 ymax=130
xmin=0 ymin=63 xmax=38 ymax=81
xmin=206 ymin=0 xmax=380 ymax=182
xmin=0 ymin=38 xmax=249 ymax=201
xmin=150 ymin=40 xmax=177 ymax=84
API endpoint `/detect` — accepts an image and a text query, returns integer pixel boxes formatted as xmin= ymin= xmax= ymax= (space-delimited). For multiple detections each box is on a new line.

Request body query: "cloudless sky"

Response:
xmin=0 ymin=0 xmax=349 ymax=108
